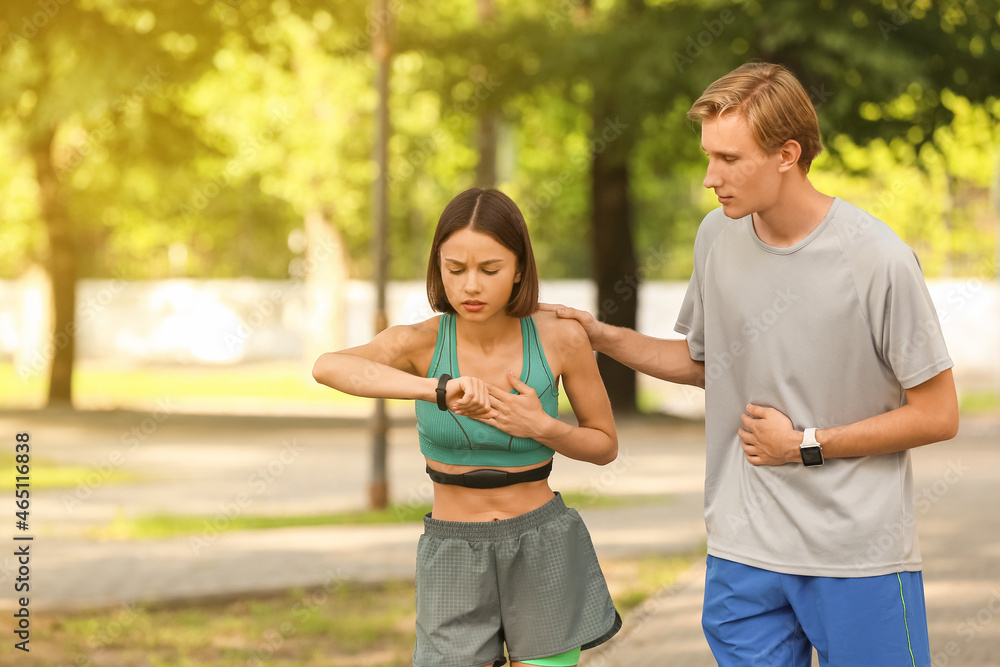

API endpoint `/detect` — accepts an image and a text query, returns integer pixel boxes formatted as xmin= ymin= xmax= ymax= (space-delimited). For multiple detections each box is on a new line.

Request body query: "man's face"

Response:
xmin=700 ymin=112 xmax=783 ymax=220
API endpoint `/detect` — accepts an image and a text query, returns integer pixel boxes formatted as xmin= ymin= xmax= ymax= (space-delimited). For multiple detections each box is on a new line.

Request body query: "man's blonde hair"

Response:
xmin=688 ymin=62 xmax=824 ymax=173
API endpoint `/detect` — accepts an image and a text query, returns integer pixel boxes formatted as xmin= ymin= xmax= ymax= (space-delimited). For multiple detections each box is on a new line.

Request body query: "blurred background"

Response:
xmin=1 ymin=0 xmax=999 ymax=417
xmin=3 ymin=2 xmax=1000 ymax=665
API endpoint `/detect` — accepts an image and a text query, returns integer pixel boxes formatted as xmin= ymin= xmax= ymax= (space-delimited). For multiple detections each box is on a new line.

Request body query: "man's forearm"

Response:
xmin=596 ymin=325 xmax=705 ymax=387
xmin=741 ymin=369 xmax=958 ymax=465
xmin=817 ymin=403 xmax=958 ymax=459
xmin=817 ymin=369 xmax=959 ymax=458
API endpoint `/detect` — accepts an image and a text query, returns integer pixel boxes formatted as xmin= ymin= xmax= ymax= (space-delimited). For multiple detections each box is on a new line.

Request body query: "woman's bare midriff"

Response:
xmin=427 ymin=457 xmax=556 ymax=521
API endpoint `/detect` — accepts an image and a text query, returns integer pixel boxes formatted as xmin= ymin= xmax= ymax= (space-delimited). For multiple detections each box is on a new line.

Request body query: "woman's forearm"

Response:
xmin=530 ymin=418 xmax=618 ymax=466
xmin=312 ymin=352 xmax=436 ymax=402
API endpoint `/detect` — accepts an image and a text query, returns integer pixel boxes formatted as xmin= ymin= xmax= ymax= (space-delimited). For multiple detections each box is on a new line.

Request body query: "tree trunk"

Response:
xmin=590 ymin=141 xmax=638 ymax=413
xmin=370 ymin=0 xmax=393 ymax=510
xmin=475 ymin=112 xmax=497 ymax=187
xmin=475 ymin=0 xmax=497 ymax=187
xmin=31 ymin=128 xmax=77 ymax=408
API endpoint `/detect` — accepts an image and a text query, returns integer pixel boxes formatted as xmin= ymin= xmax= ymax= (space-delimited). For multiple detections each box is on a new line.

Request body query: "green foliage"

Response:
xmin=396 ymin=0 xmax=1000 ymax=280
xmin=1 ymin=0 xmax=998 ymax=282
xmin=1 ymin=0 xmax=229 ymax=279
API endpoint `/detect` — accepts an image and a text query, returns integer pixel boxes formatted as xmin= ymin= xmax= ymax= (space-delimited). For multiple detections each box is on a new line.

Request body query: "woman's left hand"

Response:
xmin=456 ymin=371 xmax=550 ymax=439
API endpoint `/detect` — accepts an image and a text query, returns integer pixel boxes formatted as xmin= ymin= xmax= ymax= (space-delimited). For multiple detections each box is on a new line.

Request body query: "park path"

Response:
xmin=0 ymin=409 xmax=997 ymax=665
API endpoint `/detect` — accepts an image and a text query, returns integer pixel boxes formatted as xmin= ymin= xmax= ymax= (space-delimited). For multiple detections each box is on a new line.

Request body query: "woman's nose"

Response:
xmin=464 ymin=272 xmax=481 ymax=293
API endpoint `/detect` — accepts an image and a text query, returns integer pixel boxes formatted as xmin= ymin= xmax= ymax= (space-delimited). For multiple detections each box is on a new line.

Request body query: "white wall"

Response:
xmin=0 ymin=277 xmax=996 ymax=397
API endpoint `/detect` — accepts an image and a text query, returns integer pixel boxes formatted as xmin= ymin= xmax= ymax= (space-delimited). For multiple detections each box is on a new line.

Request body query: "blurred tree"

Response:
xmin=2 ymin=0 xmax=998 ymax=417
xmin=0 ymin=0 xmax=227 ymax=405
xmin=0 ymin=1 xmax=385 ymax=405
xmin=399 ymin=0 xmax=1000 ymax=412
xmin=371 ymin=0 xmax=393 ymax=511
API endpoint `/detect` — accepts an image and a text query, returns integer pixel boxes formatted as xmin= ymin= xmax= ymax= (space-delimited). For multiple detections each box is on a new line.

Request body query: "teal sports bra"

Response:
xmin=415 ymin=313 xmax=559 ymax=467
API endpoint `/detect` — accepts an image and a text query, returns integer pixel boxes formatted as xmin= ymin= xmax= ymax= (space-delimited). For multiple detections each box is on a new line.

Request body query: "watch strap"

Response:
xmin=435 ymin=374 xmax=452 ymax=411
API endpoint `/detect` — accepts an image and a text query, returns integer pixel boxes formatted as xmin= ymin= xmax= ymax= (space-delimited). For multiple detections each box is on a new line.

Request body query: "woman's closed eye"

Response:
xmin=449 ymin=268 xmax=499 ymax=275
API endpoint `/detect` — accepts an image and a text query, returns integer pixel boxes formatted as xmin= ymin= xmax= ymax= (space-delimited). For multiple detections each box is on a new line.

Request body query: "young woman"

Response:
xmin=312 ymin=188 xmax=621 ymax=667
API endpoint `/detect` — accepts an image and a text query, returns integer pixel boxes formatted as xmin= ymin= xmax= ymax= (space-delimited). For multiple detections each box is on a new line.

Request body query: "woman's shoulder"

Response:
xmin=408 ymin=314 xmax=444 ymax=334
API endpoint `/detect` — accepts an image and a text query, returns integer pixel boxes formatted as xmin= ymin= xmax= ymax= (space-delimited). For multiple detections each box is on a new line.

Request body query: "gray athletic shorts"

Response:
xmin=413 ymin=492 xmax=622 ymax=667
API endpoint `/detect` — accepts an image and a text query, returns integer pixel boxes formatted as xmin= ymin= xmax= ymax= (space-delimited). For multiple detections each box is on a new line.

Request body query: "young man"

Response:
xmin=542 ymin=62 xmax=958 ymax=665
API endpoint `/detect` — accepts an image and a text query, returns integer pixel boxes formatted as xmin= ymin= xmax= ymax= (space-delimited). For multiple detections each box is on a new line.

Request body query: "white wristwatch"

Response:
xmin=800 ymin=427 xmax=824 ymax=467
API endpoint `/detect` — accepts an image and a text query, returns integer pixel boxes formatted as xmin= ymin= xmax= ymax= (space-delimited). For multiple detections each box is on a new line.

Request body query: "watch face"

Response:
xmin=801 ymin=445 xmax=823 ymax=467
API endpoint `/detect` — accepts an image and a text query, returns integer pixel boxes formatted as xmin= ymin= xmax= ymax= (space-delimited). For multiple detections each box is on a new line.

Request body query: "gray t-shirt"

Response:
xmin=675 ymin=198 xmax=953 ymax=577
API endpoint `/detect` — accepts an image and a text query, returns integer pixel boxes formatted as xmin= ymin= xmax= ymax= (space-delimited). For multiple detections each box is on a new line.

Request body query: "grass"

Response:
xmin=563 ymin=490 xmax=671 ymax=511
xmin=959 ymin=390 xmax=1000 ymax=414
xmin=75 ymin=366 xmax=324 ymax=402
xmin=93 ymin=504 xmax=436 ymax=540
xmin=29 ymin=580 xmax=418 ymax=667
xmin=92 ymin=491 xmax=672 ymax=540
xmin=0 ymin=360 xmax=362 ymax=410
xmin=29 ymin=551 xmax=702 ymax=667
xmin=0 ymin=360 xmax=585 ymax=418
xmin=0 ymin=360 xmax=632 ymax=415
xmin=2 ymin=454 xmax=142 ymax=491
xmin=5 ymin=360 xmax=998 ymax=421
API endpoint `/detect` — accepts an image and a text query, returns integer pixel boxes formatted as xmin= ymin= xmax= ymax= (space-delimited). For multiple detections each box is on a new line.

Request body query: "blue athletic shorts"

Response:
xmin=702 ymin=555 xmax=931 ymax=667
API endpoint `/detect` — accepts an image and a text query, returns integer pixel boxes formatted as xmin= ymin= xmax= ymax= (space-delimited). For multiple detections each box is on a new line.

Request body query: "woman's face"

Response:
xmin=439 ymin=227 xmax=521 ymax=322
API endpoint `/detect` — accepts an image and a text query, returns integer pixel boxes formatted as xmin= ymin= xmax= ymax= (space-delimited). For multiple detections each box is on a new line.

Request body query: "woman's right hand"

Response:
xmin=446 ymin=376 xmax=498 ymax=420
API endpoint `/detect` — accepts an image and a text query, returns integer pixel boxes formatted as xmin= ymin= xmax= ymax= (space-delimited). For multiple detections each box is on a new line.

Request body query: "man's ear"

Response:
xmin=777 ymin=139 xmax=802 ymax=173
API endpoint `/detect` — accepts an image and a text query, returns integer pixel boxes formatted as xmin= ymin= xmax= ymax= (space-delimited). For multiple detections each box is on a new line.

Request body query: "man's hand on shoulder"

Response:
xmin=538 ymin=302 xmax=607 ymax=350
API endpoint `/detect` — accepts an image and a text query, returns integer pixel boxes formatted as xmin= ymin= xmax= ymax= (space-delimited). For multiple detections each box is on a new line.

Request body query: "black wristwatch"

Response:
xmin=800 ymin=427 xmax=824 ymax=467
xmin=435 ymin=374 xmax=452 ymax=411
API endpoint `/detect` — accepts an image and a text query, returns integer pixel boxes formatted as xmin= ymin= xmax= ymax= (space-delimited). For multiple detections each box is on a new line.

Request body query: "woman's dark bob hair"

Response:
xmin=426 ymin=188 xmax=539 ymax=318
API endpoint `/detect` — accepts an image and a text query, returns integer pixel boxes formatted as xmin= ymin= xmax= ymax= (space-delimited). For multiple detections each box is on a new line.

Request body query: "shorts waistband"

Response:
xmin=422 ymin=492 xmax=569 ymax=541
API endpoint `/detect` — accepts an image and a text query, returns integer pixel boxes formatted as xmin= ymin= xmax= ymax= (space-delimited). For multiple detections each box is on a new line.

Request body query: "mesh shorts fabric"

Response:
xmin=413 ymin=492 xmax=622 ymax=667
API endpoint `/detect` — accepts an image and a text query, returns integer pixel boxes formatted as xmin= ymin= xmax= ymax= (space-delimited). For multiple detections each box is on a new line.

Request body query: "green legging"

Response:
xmin=520 ymin=647 xmax=582 ymax=666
